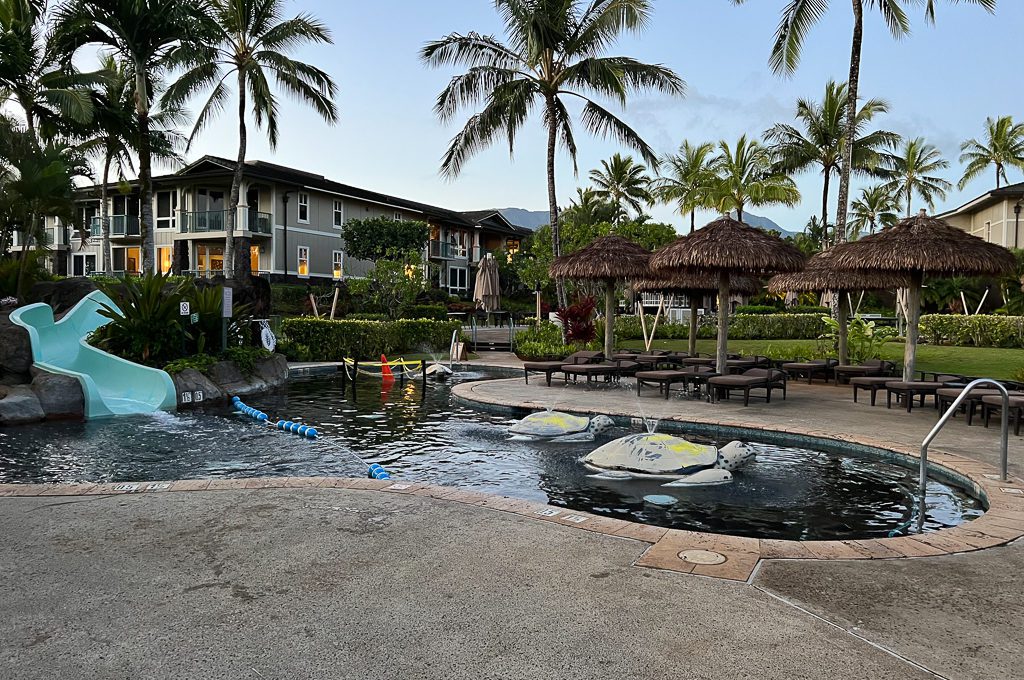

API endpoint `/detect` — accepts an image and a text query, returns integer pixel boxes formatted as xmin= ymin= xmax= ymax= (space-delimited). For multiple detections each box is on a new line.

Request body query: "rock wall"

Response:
xmin=172 ymin=354 xmax=289 ymax=409
xmin=0 ymin=369 xmax=85 ymax=425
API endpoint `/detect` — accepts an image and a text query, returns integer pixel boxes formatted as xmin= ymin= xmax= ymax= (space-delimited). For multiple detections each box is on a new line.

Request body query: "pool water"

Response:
xmin=0 ymin=370 xmax=983 ymax=540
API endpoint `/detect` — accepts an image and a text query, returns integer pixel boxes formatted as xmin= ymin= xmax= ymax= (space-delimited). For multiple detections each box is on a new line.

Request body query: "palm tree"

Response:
xmin=588 ymin=153 xmax=651 ymax=222
xmin=736 ymin=0 xmax=996 ymax=246
xmin=651 ymin=141 xmax=716 ymax=234
xmin=958 ymin=115 xmax=1024 ymax=190
xmin=420 ymin=0 xmax=684 ymax=308
xmin=52 ymin=0 xmax=213 ymax=274
xmin=710 ymin=134 xmax=800 ymax=222
xmin=75 ymin=54 xmax=186 ymax=274
xmin=847 ymin=184 xmax=900 ymax=240
xmin=563 ymin=187 xmax=617 ymax=227
xmin=765 ymin=80 xmax=899 ymax=246
xmin=882 ymin=137 xmax=952 ymax=216
xmin=162 ymin=0 xmax=338 ymax=281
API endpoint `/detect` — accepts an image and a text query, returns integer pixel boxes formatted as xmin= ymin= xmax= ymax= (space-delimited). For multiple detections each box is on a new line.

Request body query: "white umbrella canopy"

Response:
xmin=473 ymin=255 xmax=501 ymax=313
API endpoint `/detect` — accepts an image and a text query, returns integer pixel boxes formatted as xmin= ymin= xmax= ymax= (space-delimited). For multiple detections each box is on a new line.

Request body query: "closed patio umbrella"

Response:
xmin=550 ymin=235 xmax=651 ymax=360
xmin=650 ymin=216 xmax=805 ymax=374
xmin=473 ymin=255 xmax=501 ymax=314
xmin=829 ymin=210 xmax=1016 ymax=381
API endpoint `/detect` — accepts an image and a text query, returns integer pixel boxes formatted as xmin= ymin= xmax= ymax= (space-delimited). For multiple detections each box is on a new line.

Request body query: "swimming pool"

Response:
xmin=0 ymin=370 xmax=983 ymax=540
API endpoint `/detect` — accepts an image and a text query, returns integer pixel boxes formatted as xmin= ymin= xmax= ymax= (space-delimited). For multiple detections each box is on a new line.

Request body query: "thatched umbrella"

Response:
xmin=650 ymin=215 xmax=805 ymax=373
xmin=768 ymin=249 xmax=911 ymax=365
xmin=634 ymin=271 xmax=761 ymax=356
xmin=550 ymin=235 xmax=651 ymax=359
xmin=830 ymin=210 xmax=1016 ymax=381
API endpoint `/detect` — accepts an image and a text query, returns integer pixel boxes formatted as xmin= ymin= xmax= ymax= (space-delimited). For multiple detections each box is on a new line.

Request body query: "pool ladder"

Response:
xmin=917 ymin=378 xmax=1011 ymax=533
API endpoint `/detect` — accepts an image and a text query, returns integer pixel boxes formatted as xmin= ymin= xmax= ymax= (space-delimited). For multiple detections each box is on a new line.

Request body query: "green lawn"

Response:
xmin=619 ymin=338 xmax=1024 ymax=380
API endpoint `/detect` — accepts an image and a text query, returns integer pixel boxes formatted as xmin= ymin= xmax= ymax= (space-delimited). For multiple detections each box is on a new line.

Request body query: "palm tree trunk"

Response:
xmin=16 ymin=213 xmax=37 ymax=300
xmin=135 ymin=67 xmax=155 ymax=274
xmin=603 ymin=280 xmax=615 ymax=360
xmin=226 ymin=71 xmax=247 ymax=281
xmin=903 ymin=271 xmax=923 ymax=381
xmin=688 ymin=294 xmax=699 ymax=356
xmin=996 ymin=164 xmax=1001 ymax=189
xmin=906 ymin=185 xmax=912 ymax=217
xmin=735 ymin=205 xmax=743 ymax=222
xmin=715 ymin=271 xmax=730 ymax=375
xmin=834 ymin=0 xmax=863 ymax=246
xmin=821 ymin=169 xmax=831 ymax=248
xmin=689 ymin=208 xmax=695 ymax=234
xmin=545 ymin=97 xmax=566 ymax=310
xmin=837 ymin=295 xmax=849 ymax=365
xmin=100 ymin=150 xmax=112 ymax=274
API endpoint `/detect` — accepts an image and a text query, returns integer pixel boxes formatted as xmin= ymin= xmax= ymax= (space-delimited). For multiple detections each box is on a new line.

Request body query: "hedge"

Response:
xmin=919 ymin=314 xmax=1024 ymax=348
xmin=279 ymin=317 xmax=462 ymax=361
xmin=598 ymin=313 xmax=827 ymax=341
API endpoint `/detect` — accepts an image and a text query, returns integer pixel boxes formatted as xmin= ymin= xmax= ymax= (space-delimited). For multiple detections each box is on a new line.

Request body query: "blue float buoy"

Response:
xmin=305 ymin=427 xmax=318 ymax=439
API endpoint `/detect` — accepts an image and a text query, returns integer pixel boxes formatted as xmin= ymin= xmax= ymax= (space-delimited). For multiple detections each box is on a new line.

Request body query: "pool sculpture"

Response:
xmin=583 ymin=433 xmax=755 ymax=486
xmin=509 ymin=411 xmax=615 ymax=442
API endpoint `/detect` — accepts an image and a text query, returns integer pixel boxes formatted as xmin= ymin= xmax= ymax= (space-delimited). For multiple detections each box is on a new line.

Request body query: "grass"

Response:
xmin=619 ymin=338 xmax=1024 ymax=380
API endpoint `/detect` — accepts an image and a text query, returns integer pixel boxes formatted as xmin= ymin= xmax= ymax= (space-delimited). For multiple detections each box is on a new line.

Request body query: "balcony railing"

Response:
xmin=249 ymin=211 xmax=272 ymax=235
xmin=429 ymin=239 xmax=467 ymax=260
xmin=89 ymin=215 xmax=140 ymax=237
xmin=182 ymin=269 xmax=270 ymax=279
xmin=178 ymin=210 xmax=272 ymax=235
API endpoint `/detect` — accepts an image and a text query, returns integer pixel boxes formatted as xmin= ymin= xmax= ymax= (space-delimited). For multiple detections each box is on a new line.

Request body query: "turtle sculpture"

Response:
xmin=509 ymin=411 xmax=616 ymax=442
xmin=582 ymin=433 xmax=755 ymax=486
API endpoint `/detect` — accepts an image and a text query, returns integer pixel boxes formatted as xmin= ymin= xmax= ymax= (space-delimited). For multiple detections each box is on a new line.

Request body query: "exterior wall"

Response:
xmin=946 ymin=198 xmax=1022 ymax=248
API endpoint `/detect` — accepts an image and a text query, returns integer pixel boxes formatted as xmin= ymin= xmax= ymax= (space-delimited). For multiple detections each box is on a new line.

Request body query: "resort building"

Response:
xmin=28 ymin=155 xmax=531 ymax=296
xmin=938 ymin=181 xmax=1024 ymax=248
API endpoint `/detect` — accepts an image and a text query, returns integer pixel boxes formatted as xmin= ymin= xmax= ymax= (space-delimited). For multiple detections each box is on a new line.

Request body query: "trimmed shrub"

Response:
xmin=514 ymin=322 xmax=600 ymax=360
xmin=279 ymin=317 xmax=462 ymax=361
xmin=788 ymin=305 xmax=830 ymax=315
xmin=347 ymin=312 xmax=389 ymax=321
xmin=919 ymin=314 xmax=1024 ymax=348
xmin=734 ymin=305 xmax=780 ymax=315
xmin=401 ymin=304 xmax=447 ymax=321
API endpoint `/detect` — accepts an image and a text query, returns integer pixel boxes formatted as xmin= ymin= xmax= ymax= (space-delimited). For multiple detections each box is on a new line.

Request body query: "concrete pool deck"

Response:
xmin=2 ymin=362 xmax=1023 ymax=678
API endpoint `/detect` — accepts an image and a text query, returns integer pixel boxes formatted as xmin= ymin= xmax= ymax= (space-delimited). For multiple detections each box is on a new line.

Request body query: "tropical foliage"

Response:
xmin=881 ymin=137 xmax=952 ymax=216
xmin=652 ymin=141 xmax=717 ymax=234
xmin=588 ymin=153 xmax=652 ymax=221
xmin=958 ymin=115 xmax=1024 ymax=190
xmin=710 ymin=134 xmax=800 ymax=221
xmin=341 ymin=217 xmax=430 ymax=262
xmin=847 ymin=184 xmax=900 ymax=240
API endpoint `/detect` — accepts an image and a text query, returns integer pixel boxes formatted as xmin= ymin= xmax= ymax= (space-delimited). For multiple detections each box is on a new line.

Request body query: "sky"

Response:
xmin=156 ymin=0 xmax=1024 ymax=233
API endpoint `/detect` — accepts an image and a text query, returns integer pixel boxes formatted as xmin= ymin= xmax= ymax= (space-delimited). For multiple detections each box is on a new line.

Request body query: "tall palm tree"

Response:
xmin=882 ymin=137 xmax=952 ymax=216
xmin=563 ymin=187 xmax=617 ymax=227
xmin=847 ymin=184 xmax=900 ymax=240
xmin=711 ymin=134 xmax=800 ymax=222
xmin=420 ymin=0 xmax=684 ymax=308
xmin=75 ymin=54 xmax=186 ymax=274
xmin=588 ymin=153 xmax=651 ymax=222
xmin=52 ymin=0 xmax=213 ymax=274
xmin=651 ymin=141 xmax=716 ymax=234
xmin=162 ymin=0 xmax=338 ymax=280
xmin=765 ymin=80 xmax=899 ymax=246
xmin=735 ymin=0 xmax=996 ymax=246
xmin=958 ymin=115 xmax=1024 ymax=190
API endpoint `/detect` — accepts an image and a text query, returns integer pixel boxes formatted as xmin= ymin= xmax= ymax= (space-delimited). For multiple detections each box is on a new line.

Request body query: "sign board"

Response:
xmin=181 ymin=391 xmax=192 ymax=404
xmin=190 ymin=312 xmax=199 ymax=324
xmin=179 ymin=301 xmax=190 ymax=316
xmin=222 ymin=287 xmax=233 ymax=318
xmin=194 ymin=390 xmax=204 ymax=403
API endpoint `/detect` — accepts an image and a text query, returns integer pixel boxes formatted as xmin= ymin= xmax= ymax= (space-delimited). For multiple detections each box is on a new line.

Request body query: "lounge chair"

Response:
xmin=523 ymin=350 xmax=602 ymax=386
xmin=724 ymin=355 xmax=769 ymax=374
xmin=982 ymin=395 xmax=1024 ymax=435
xmin=850 ymin=376 xmax=894 ymax=406
xmin=781 ymin=358 xmax=838 ymax=384
xmin=563 ymin=360 xmax=640 ymax=385
xmin=833 ymin=359 xmax=895 ymax=384
xmin=708 ymin=368 xmax=788 ymax=406
xmin=937 ymin=386 xmax=1010 ymax=425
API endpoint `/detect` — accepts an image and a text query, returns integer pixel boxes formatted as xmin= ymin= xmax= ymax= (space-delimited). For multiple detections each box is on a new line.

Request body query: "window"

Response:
xmin=393 ymin=211 xmax=402 ymax=221
xmin=73 ymin=254 xmax=95 ymax=276
xmin=447 ymin=266 xmax=467 ymax=291
xmin=250 ymin=245 xmax=261 ymax=274
xmin=157 ymin=247 xmax=172 ymax=274
xmin=332 ymin=250 xmax=344 ymax=279
xmin=156 ymin=191 xmax=177 ymax=229
xmin=297 ymin=193 xmax=309 ymax=223
xmin=333 ymin=200 xmax=343 ymax=227
xmin=447 ymin=230 xmax=467 ymax=258
xmin=297 ymin=246 xmax=310 ymax=277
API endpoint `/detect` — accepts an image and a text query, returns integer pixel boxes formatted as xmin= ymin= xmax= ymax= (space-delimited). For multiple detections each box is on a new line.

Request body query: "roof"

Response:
xmin=937 ymin=180 xmax=1024 ymax=219
xmin=650 ymin=215 xmax=805 ymax=275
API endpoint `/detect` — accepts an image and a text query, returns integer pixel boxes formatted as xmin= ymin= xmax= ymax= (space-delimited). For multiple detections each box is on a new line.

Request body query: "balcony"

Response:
xmin=89 ymin=215 xmax=141 ymax=238
xmin=429 ymin=239 xmax=467 ymax=260
xmin=178 ymin=210 xmax=273 ymax=235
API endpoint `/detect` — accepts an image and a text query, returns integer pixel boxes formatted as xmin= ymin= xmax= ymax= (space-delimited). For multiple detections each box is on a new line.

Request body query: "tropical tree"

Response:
xmin=710 ymin=134 xmax=800 ymax=222
xmin=420 ymin=0 xmax=685 ymax=308
xmin=765 ymin=80 xmax=898 ymax=246
xmin=736 ymin=0 xmax=997 ymax=246
xmin=791 ymin=215 xmax=828 ymax=255
xmin=0 ymin=0 xmax=100 ymax=141
xmin=847 ymin=184 xmax=900 ymax=240
xmin=882 ymin=137 xmax=952 ymax=216
xmin=562 ymin=187 xmax=617 ymax=228
xmin=75 ymin=54 xmax=187 ymax=274
xmin=588 ymin=153 xmax=651 ymax=221
xmin=162 ymin=0 xmax=338 ymax=280
xmin=651 ymin=140 xmax=717 ymax=233
xmin=52 ymin=0 xmax=213 ymax=274
xmin=958 ymin=115 xmax=1024 ymax=190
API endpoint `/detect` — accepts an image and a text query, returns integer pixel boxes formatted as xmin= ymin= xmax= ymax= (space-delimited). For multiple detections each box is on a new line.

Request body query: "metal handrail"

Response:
xmin=917 ymin=378 xmax=1009 ymax=531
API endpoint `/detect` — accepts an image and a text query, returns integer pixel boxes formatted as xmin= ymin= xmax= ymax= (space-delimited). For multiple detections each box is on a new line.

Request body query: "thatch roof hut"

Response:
xmin=550 ymin=235 xmax=651 ymax=359
xmin=650 ymin=216 xmax=805 ymax=373
xmin=829 ymin=210 xmax=1016 ymax=380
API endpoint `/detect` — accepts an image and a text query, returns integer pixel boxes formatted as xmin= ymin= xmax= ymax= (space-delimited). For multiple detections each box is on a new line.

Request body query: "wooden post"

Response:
xmin=688 ymin=294 xmax=699 ymax=357
xmin=837 ymin=292 xmax=849 ymax=365
xmin=716 ymin=271 xmax=730 ymax=374
xmin=638 ymin=296 xmax=650 ymax=351
xmin=903 ymin=271 xmax=923 ymax=381
xmin=329 ymin=285 xmax=340 ymax=320
xmin=604 ymin=280 xmax=615 ymax=360
xmin=535 ymin=288 xmax=542 ymax=326
xmin=647 ymin=295 xmax=666 ymax=352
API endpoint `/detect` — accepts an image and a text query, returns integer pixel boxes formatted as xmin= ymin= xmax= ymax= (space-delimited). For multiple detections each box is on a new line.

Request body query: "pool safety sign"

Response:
xmin=222 ymin=287 xmax=233 ymax=317
xmin=180 ymin=390 xmax=205 ymax=404
xmin=179 ymin=301 xmax=190 ymax=316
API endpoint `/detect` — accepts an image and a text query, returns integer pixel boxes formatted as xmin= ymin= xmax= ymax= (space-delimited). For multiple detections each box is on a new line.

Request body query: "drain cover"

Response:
xmin=678 ymin=550 xmax=726 ymax=565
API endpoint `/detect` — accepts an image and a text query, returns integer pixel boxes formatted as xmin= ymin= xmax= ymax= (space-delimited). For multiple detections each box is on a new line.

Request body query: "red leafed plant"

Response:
xmin=556 ymin=296 xmax=597 ymax=344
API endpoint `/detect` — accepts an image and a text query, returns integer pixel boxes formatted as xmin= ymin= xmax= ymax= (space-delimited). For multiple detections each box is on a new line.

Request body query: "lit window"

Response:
xmin=297 ymin=246 xmax=309 ymax=277
xmin=298 ymin=193 xmax=309 ymax=223
xmin=158 ymin=247 xmax=172 ymax=274
xmin=333 ymin=200 xmax=343 ymax=227
xmin=332 ymin=250 xmax=343 ymax=279
xmin=447 ymin=266 xmax=467 ymax=291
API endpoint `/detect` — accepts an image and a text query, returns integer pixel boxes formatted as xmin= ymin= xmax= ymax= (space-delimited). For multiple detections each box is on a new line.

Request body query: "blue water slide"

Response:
xmin=9 ymin=290 xmax=177 ymax=418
